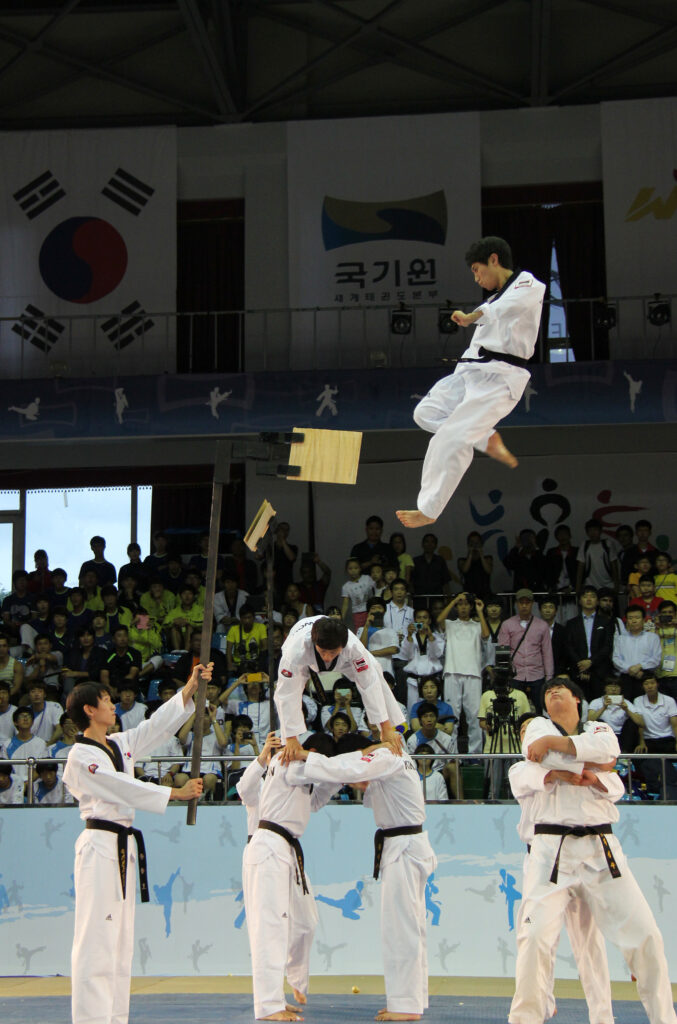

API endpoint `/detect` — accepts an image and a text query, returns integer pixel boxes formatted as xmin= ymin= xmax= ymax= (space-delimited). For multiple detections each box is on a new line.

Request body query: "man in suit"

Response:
xmin=544 ymin=525 xmax=578 ymax=622
xmin=538 ymin=595 xmax=568 ymax=675
xmin=564 ymin=586 xmax=614 ymax=700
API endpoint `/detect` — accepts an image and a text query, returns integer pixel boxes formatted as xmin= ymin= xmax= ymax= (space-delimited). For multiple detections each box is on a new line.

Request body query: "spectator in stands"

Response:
xmin=327 ymin=710 xmax=353 ymax=745
xmin=503 ymin=529 xmax=546 ymax=594
xmin=128 ymin=612 xmax=164 ymax=682
xmin=172 ymin=629 xmax=229 ymax=696
xmin=26 ymin=680 xmax=61 ymax=743
xmin=414 ymin=743 xmax=448 ymax=801
xmin=118 ymin=574 xmax=142 ymax=616
xmin=538 ymin=595 xmax=568 ymax=674
xmin=66 ymin=587 xmax=93 ymax=632
xmin=118 ymin=542 xmax=149 ymax=593
xmin=350 ymin=514 xmax=396 ymax=573
xmin=484 ymin=595 xmax=505 ymax=646
xmin=612 ymin=606 xmax=661 ymax=699
xmin=115 ymin=682 xmax=148 ymax=730
xmin=282 ymin=582 xmax=313 ymax=621
xmin=655 ymin=600 xmax=677 ymax=701
xmin=410 ymin=677 xmax=453 ymax=732
xmin=23 ymin=636 xmax=62 ymax=698
xmin=631 ymin=672 xmax=677 ymax=798
xmin=478 ymin=680 xmax=531 ymax=797
xmin=1 ymin=570 xmax=34 ymax=644
xmin=99 ymin=625 xmax=142 ymax=698
xmin=587 ymin=677 xmax=635 ymax=752
xmin=438 ymin=592 xmax=491 ymax=754
xmin=21 ymin=594 xmax=52 ymax=653
xmin=654 ymin=552 xmax=677 ymax=605
xmin=0 ymin=634 xmax=23 ymax=698
xmin=225 ymin=714 xmax=259 ymax=797
xmin=381 ymin=565 xmax=399 ymax=604
xmin=497 ymin=588 xmax=553 ymax=709
xmin=341 ymin=557 xmax=375 ymax=630
xmin=297 ymin=554 xmax=331 ymax=612
xmin=389 ymin=532 xmax=414 ymax=586
xmin=143 ymin=530 xmax=171 ymax=578
xmin=398 ymin=608 xmax=445 ymax=713
xmin=544 ymin=524 xmax=578 ymax=596
xmin=281 ymin=608 xmax=298 ymax=638
xmin=60 ymin=626 xmax=105 ymax=692
xmin=224 ymin=676 xmax=270 ymax=747
xmin=225 ymin=604 xmax=266 ymax=678
xmin=0 ymin=681 xmax=16 ymax=744
xmin=621 ymin=519 xmax=658 ymax=581
xmin=214 ymin=574 xmax=249 ymax=632
xmin=5 ymin=706 xmax=48 ymax=788
xmin=48 ymin=712 xmax=78 ymax=757
xmin=598 ymin=588 xmax=626 ymax=636
xmin=90 ymin=610 xmax=112 ymax=651
xmin=189 ymin=530 xmax=226 ymax=582
xmin=163 ymin=584 xmax=204 ymax=651
xmin=140 ymin=578 xmax=176 ymax=627
xmin=628 ymin=554 xmax=653 ymax=600
xmin=33 ymin=760 xmax=72 ymax=806
xmin=384 ymin=577 xmax=414 ymax=634
xmin=46 ymin=567 xmax=70 ymax=609
xmin=368 ymin=562 xmax=388 ymax=600
xmin=320 ymin=679 xmax=365 ymax=733
xmin=0 ymin=763 xmax=23 ymax=804
xmin=359 ymin=596 xmax=400 ymax=677
xmin=225 ymin=537 xmax=259 ymax=595
xmin=163 ymin=553 xmax=186 ymax=595
xmin=563 ymin=586 xmax=614 ymax=700
xmin=179 ymin=703 xmax=228 ymax=800
xmin=100 ymin=584 xmax=133 ymax=634
xmin=79 ymin=534 xmax=117 ymax=587
xmin=78 ymin=569 xmax=103 ymax=613
xmin=27 ymin=549 xmax=53 ymax=595
xmin=140 ymin=701 xmax=186 ymax=787
xmin=49 ymin=607 xmax=73 ymax=659
xmin=628 ymin=574 xmax=662 ymax=625
xmin=576 ymin=519 xmax=619 ymax=594
xmin=411 ymin=532 xmax=452 ymax=599
xmin=458 ymin=531 xmax=493 ymax=600
xmin=269 ymin=521 xmax=297 ymax=601
xmin=406 ymin=701 xmax=460 ymax=797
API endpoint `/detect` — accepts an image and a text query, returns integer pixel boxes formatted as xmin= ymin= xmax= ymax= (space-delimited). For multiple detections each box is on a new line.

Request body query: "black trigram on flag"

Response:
xmin=13 ymin=170 xmax=66 ymax=220
xmin=102 ymin=168 xmax=154 ymax=216
xmin=11 ymin=304 xmax=65 ymax=352
xmin=101 ymin=301 xmax=155 ymax=349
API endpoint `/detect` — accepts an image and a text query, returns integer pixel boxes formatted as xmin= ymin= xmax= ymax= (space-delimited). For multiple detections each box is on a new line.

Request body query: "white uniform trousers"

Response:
xmin=515 ymin=853 xmax=613 ymax=1024
xmin=413 ymin=368 xmax=525 ymax=520
xmin=71 ymin=831 xmax=136 ymax=1024
xmin=510 ymin=835 xmax=677 ymax=1024
xmin=444 ymin=672 xmax=482 ymax=754
xmin=380 ymin=833 xmax=436 ymax=1014
xmin=243 ymin=834 xmax=318 ymax=1018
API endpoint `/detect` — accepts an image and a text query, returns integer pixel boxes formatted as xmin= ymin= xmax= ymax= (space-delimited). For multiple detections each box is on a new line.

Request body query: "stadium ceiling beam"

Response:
xmin=529 ymin=0 xmax=551 ymax=106
xmin=176 ymin=0 xmax=239 ymax=115
xmin=0 ymin=0 xmax=84 ymax=81
xmin=244 ymin=0 xmax=521 ymax=118
xmin=552 ymin=22 xmax=677 ymax=102
xmin=574 ymin=0 xmax=677 ymax=29
xmin=0 ymin=20 xmax=223 ymax=121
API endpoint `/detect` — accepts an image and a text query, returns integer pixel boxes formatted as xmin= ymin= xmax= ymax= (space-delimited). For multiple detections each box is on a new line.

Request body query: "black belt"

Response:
xmin=258 ymin=819 xmax=308 ymax=894
xmin=373 ymin=825 xmax=423 ymax=879
xmin=458 ymin=346 xmax=530 ymax=370
xmin=534 ymin=824 xmax=620 ymax=883
xmin=85 ymin=818 xmax=149 ymax=902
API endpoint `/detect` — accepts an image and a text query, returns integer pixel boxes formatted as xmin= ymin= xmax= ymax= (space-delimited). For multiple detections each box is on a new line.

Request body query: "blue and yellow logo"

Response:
xmin=322 ymin=190 xmax=447 ymax=250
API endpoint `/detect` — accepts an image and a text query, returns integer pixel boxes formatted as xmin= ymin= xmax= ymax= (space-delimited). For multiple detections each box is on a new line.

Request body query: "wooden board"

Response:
xmin=287 ymin=427 xmax=362 ymax=485
xmin=244 ymin=498 xmax=277 ymax=552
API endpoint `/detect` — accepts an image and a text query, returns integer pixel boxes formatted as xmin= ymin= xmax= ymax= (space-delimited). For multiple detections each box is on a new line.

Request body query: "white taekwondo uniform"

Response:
xmin=62 ymin=691 xmax=194 ymax=1024
xmin=508 ymin=717 xmax=677 ymax=1024
xmin=509 ymin=758 xmax=619 ymax=1024
xmin=413 ymin=269 xmax=545 ymax=520
xmin=304 ymin=747 xmax=437 ymax=1016
xmin=242 ymin=753 xmax=338 ymax=1019
xmin=275 ymin=615 xmax=406 ymax=741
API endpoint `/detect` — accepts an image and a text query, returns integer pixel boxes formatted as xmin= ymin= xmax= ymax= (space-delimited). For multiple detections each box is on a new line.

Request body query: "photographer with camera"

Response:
xmin=399 ymin=608 xmax=445 ymax=714
xmin=587 ymin=678 xmax=636 ymax=752
xmin=225 ymin=604 xmax=267 ymax=680
xmin=438 ymin=591 xmax=491 ymax=755
xmin=478 ymin=653 xmax=531 ymax=798
xmin=359 ymin=596 xmax=400 ymax=676
xmin=320 ymin=679 xmax=366 ymax=735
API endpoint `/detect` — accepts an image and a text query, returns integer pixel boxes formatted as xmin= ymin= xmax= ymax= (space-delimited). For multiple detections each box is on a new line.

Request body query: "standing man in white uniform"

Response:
xmin=296 ymin=734 xmax=436 ymax=1022
xmin=275 ymin=616 xmax=405 ymax=762
xmin=63 ymin=665 xmax=210 ymax=1024
xmin=242 ymin=732 xmax=339 ymax=1022
xmin=509 ymin=680 xmax=677 ymax=1024
xmin=510 ymin=711 xmax=617 ymax=1024
xmin=397 ymin=236 xmax=545 ymax=528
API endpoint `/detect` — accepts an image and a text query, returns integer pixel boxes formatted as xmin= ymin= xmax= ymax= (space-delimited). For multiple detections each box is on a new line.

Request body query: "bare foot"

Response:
xmin=260 ymin=1013 xmax=303 ymax=1021
xmin=292 ymin=989 xmax=307 ymax=1005
xmin=396 ymin=510 xmax=436 ymax=529
xmin=375 ymin=1013 xmax=422 ymax=1021
xmin=486 ymin=431 xmax=518 ymax=468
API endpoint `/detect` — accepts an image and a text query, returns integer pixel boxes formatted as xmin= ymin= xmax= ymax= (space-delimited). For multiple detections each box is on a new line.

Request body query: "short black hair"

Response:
xmin=66 ymin=683 xmax=112 ymax=730
xmin=416 ymin=701 xmax=439 ymax=719
xmin=35 ymin=760 xmax=58 ymax=775
xmin=239 ymin=603 xmax=255 ymax=616
xmin=366 ymin=596 xmax=386 ymax=611
xmin=311 ymin=617 xmax=348 ymax=650
xmin=13 ymin=705 xmax=34 ymax=723
xmin=464 ymin=236 xmax=513 ymax=269
xmin=418 ymin=677 xmax=441 ymax=697
xmin=658 ymin=600 xmax=676 ymax=612
xmin=626 ymin=604 xmax=646 ymax=618
xmin=516 ymin=712 xmax=536 ymax=734
xmin=233 ymin=714 xmax=253 ymax=730
xmin=0 ymin=762 xmax=13 ymax=777
xmin=580 ymin=585 xmax=598 ymax=597
xmin=365 ymin=515 xmax=383 ymax=528
xmin=101 ymin=584 xmax=118 ymax=598
xmin=415 ymin=743 xmax=434 ymax=755
xmin=543 ymin=677 xmax=585 ymax=704
xmin=538 ymin=593 xmax=558 ymax=606
xmin=335 ymin=733 xmax=371 ymax=754
xmin=585 ymin=518 xmax=601 ymax=531
xmin=303 ymin=732 xmax=336 ymax=757
xmin=635 ymin=519 xmax=652 ymax=530
xmin=638 ymin=574 xmax=655 ymax=584
xmin=328 ymin=711 xmax=351 ymax=730
xmin=90 ymin=535 xmax=106 ymax=546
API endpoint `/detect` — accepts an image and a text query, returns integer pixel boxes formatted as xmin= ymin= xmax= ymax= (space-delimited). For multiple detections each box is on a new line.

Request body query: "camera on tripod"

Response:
xmin=236 ymin=637 xmax=261 ymax=673
xmin=485 ymin=644 xmax=517 ymax=738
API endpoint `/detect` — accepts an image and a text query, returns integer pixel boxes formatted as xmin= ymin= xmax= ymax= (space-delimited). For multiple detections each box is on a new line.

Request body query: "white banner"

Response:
xmin=286 ymin=113 xmax=481 ymax=366
xmin=601 ymin=98 xmax=677 ymax=298
xmin=0 ymin=127 xmax=177 ymax=377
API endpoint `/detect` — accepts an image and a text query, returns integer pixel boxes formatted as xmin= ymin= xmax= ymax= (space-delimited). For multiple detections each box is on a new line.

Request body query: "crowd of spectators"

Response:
xmin=1 ymin=513 xmax=676 ymax=807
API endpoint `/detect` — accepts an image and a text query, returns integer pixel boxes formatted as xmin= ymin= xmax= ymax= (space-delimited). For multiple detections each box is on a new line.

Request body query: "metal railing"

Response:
xmin=1 ymin=292 xmax=675 ymax=379
xmin=5 ymin=751 xmax=676 ymax=806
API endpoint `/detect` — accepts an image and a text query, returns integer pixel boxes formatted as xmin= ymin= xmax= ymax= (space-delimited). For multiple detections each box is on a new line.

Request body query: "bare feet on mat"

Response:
xmin=396 ymin=510 xmax=436 ymax=529
xmin=375 ymin=1013 xmax=422 ymax=1021
xmin=486 ymin=431 xmax=518 ymax=468
xmin=291 ymin=989 xmax=307 ymax=1005
xmin=260 ymin=1012 xmax=303 ymax=1021
xmin=285 ymin=1004 xmax=302 ymax=1012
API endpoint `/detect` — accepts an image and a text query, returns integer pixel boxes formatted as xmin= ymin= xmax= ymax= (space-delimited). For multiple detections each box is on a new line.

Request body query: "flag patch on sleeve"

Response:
xmin=354 ymin=658 xmax=368 ymax=672
xmin=281 ymin=668 xmax=292 ymax=677
xmin=88 ymin=763 xmax=98 ymax=774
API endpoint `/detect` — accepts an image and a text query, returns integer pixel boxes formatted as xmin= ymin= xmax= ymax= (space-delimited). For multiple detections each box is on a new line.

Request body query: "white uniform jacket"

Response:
xmin=275 ymin=615 xmax=405 ymax=740
xmin=236 ymin=756 xmax=266 ymax=835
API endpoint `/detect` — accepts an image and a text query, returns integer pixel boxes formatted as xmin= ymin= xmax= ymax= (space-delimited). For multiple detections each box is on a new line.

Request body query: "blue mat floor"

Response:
xmin=0 ymin=993 xmax=660 ymax=1024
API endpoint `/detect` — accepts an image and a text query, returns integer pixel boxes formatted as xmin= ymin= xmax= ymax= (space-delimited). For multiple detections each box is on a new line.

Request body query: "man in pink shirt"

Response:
xmin=497 ymin=588 xmax=553 ymax=710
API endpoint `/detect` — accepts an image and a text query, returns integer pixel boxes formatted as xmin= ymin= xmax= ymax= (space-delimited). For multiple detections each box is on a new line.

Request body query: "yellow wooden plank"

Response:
xmin=243 ymin=498 xmax=276 ymax=552
xmin=288 ymin=427 xmax=362 ymax=485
